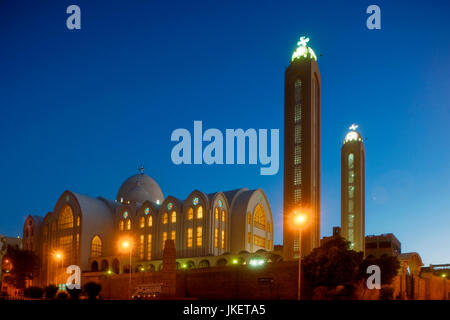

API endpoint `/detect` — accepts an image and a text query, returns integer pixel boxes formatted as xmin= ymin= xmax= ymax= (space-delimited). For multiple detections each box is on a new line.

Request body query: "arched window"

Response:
xmin=140 ymin=217 xmax=145 ymax=228
xmin=119 ymin=220 xmax=124 ymax=231
xmin=215 ymin=208 xmax=219 ymax=220
xmin=221 ymin=210 xmax=226 ymax=222
xmin=171 ymin=211 xmax=176 ymax=223
xmin=162 ymin=212 xmax=168 ymax=224
xmin=126 ymin=219 xmax=131 ymax=230
xmin=162 ymin=232 xmax=167 ymax=249
xmin=196 ymin=206 xmax=203 ymax=219
xmin=187 ymin=208 xmax=194 ymax=220
xmin=348 ymin=153 xmax=354 ymax=169
xmin=59 ymin=205 xmax=74 ymax=230
xmin=147 ymin=216 xmax=153 ymax=227
xmin=253 ymin=204 xmax=266 ymax=230
xmin=196 ymin=226 xmax=203 ymax=247
xmin=186 ymin=228 xmax=193 ymax=248
xmin=91 ymin=235 xmax=102 ymax=257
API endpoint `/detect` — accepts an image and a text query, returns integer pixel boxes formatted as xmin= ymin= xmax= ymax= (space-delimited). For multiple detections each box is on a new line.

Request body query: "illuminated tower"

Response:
xmin=283 ymin=37 xmax=321 ymax=260
xmin=341 ymin=124 xmax=365 ymax=253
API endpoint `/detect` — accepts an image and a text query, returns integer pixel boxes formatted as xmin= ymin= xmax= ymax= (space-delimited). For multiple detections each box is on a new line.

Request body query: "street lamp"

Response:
xmin=120 ymin=239 xmax=133 ymax=299
xmin=292 ymin=209 xmax=309 ymax=300
xmin=53 ymin=251 xmax=63 ymax=288
xmin=442 ymin=274 xmax=447 ymax=300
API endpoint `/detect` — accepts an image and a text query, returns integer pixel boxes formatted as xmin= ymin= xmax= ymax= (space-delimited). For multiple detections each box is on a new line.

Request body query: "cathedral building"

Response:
xmin=22 ymin=170 xmax=273 ymax=286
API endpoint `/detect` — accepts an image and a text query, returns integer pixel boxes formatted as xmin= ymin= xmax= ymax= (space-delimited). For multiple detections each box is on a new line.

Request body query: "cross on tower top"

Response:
xmin=349 ymin=124 xmax=359 ymax=131
xmin=138 ymin=164 xmax=145 ymax=174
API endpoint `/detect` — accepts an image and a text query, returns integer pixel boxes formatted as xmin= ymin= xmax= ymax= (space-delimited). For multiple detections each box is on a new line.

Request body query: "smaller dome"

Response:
xmin=344 ymin=131 xmax=361 ymax=143
xmin=117 ymin=173 xmax=164 ymax=204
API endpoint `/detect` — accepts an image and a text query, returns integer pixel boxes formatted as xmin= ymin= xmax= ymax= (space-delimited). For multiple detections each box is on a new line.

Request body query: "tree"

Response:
xmin=302 ymin=236 xmax=364 ymax=289
xmin=83 ymin=281 xmax=101 ymax=300
xmin=44 ymin=285 xmax=58 ymax=299
xmin=3 ymin=247 xmax=39 ymax=289
xmin=67 ymin=288 xmax=82 ymax=300
xmin=23 ymin=286 xmax=43 ymax=299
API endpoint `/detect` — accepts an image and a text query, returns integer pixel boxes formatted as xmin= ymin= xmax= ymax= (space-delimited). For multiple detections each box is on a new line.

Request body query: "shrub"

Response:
xmin=67 ymin=288 xmax=82 ymax=300
xmin=83 ymin=282 xmax=101 ymax=300
xmin=56 ymin=292 xmax=68 ymax=300
xmin=23 ymin=286 xmax=43 ymax=299
xmin=380 ymin=286 xmax=394 ymax=300
xmin=44 ymin=285 xmax=58 ymax=299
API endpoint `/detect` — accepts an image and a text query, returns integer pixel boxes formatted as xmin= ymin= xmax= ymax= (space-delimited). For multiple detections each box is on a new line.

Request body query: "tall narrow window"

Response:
xmin=294 ymin=167 xmax=301 ymax=185
xmin=294 ymin=145 xmax=301 ymax=165
xmin=91 ymin=235 xmax=102 ymax=258
xmin=119 ymin=220 xmax=124 ymax=231
xmin=140 ymin=217 xmax=145 ymax=228
xmin=348 ymin=170 xmax=354 ymax=183
xmin=187 ymin=208 xmax=193 ymax=220
xmin=147 ymin=216 xmax=152 ymax=227
xmin=221 ymin=210 xmax=226 ymax=222
xmin=147 ymin=234 xmax=152 ymax=260
xmin=171 ymin=211 xmax=176 ymax=223
xmin=162 ymin=212 xmax=168 ymax=224
xmin=58 ymin=205 xmax=74 ymax=230
xmin=348 ymin=153 xmax=354 ymax=169
xmin=254 ymin=235 xmax=265 ymax=248
xmin=196 ymin=226 xmax=202 ymax=247
xmin=253 ymin=204 xmax=266 ymax=230
xmin=197 ymin=206 xmax=203 ymax=219
xmin=215 ymin=208 xmax=219 ymax=220
xmin=162 ymin=232 xmax=167 ymax=250
xmin=214 ymin=228 xmax=219 ymax=248
xmin=294 ymin=125 xmax=301 ymax=144
xmin=247 ymin=213 xmax=252 ymax=225
xmin=294 ymin=189 xmax=301 ymax=203
xmin=221 ymin=230 xmax=225 ymax=249
xmin=294 ymin=79 xmax=302 ymax=122
xmin=126 ymin=219 xmax=131 ymax=230
xmin=171 ymin=230 xmax=176 ymax=241
xmin=348 ymin=186 xmax=355 ymax=199
xmin=187 ymin=228 xmax=193 ymax=248
xmin=140 ymin=235 xmax=144 ymax=259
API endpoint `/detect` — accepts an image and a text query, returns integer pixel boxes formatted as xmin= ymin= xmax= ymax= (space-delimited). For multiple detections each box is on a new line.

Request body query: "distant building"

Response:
xmin=283 ymin=36 xmax=321 ymax=260
xmin=365 ymin=233 xmax=401 ymax=258
xmin=0 ymin=235 xmax=22 ymax=284
xmin=341 ymin=125 xmax=365 ymax=253
xmin=320 ymin=226 xmax=341 ymax=246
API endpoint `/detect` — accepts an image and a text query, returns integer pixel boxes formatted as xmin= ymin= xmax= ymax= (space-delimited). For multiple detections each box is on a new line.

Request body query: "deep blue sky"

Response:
xmin=0 ymin=0 xmax=448 ymax=264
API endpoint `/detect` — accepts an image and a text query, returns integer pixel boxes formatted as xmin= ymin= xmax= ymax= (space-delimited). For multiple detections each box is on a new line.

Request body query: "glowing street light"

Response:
xmin=119 ymin=238 xmax=133 ymax=299
xmin=292 ymin=209 xmax=310 ymax=300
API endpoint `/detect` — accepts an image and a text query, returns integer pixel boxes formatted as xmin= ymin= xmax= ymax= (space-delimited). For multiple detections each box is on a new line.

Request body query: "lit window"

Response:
xmin=162 ymin=232 xmax=167 ymax=250
xmin=294 ymin=189 xmax=301 ymax=203
xmin=349 ymin=200 xmax=354 ymax=213
xmin=59 ymin=235 xmax=73 ymax=264
xmin=215 ymin=208 xmax=219 ymax=220
xmin=162 ymin=212 xmax=168 ymax=224
xmin=294 ymin=145 xmax=301 ymax=165
xmin=254 ymin=235 xmax=265 ymax=248
xmin=193 ymin=197 xmax=199 ymax=205
xmin=171 ymin=211 xmax=176 ymax=223
xmin=253 ymin=204 xmax=266 ymax=230
xmin=221 ymin=210 xmax=226 ymax=222
xmin=294 ymin=125 xmax=301 ymax=144
xmin=119 ymin=220 xmax=124 ymax=231
xmin=140 ymin=217 xmax=145 ymax=228
xmin=294 ymin=167 xmax=301 ymax=185
xmin=76 ymin=216 xmax=80 ymax=227
xmin=123 ymin=211 xmax=129 ymax=219
xmin=214 ymin=228 xmax=219 ymax=248
xmin=293 ymin=235 xmax=299 ymax=252
xmin=140 ymin=235 xmax=144 ymax=259
xmin=167 ymin=202 xmax=173 ymax=210
xmin=126 ymin=219 xmax=131 ymax=230
xmin=147 ymin=216 xmax=152 ymax=227
xmin=187 ymin=208 xmax=193 ymax=220
xmin=221 ymin=230 xmax=225 ymax=249
xmin=348 ymin=153 xmax=354 ymax=169
xmin=248 ymin=213 xmax=252 ymax=224
xmin=348 ymin=186 xmax=354 ymax=199
xmin=197 ymin=206 xmax=203 ymax=219
xmin=171 ymin=230 xmax=176 ymax=241
xmin=187 ymin=228 xmax=193 ymax=248
xmin=91 ymin=235 xmax=102 ymax=258
xmin=144 ymin=208 xmax=150 ymax=215
xmin=349 ymin=170 xmax=354 ymax=183
xmin=196 ymin=226 xmax=202 ymax=247
xmin=294 ymin=79 xmax=302 ymax=122
xmin=59 ymin=205 xmax=74 ymax=230
xmin=147 ymin=234 xmax=152 ymax=260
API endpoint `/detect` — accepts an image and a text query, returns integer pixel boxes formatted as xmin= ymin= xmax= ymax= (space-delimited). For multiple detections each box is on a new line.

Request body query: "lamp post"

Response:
xmin=443 ymin=274 xmax=447 ymax=300
xmin=54 ymin=251 xmax=63 ymax=289
xmin=121 ymin=240 xmax=132 ymax=299
xmin=293 ymin=210 xmax=309 ymax=300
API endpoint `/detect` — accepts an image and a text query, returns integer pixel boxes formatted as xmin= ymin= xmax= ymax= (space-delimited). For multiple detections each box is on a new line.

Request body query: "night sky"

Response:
xmin=0 ymin=0 xmax=448 ymax=264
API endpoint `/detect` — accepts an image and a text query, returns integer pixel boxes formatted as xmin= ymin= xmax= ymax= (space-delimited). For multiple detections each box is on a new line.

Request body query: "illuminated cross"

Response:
xmin=349 ymin=124 xmax=359 ymax=131
xmin=297 ymin=36 xmax=310 ymax=47
xmin=138 ymin=164 xmax=145 ymax=174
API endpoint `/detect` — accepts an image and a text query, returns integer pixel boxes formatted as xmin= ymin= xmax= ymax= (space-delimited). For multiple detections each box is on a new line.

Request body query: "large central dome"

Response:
xmin=116 ymin=173 xmax=164 ymax=204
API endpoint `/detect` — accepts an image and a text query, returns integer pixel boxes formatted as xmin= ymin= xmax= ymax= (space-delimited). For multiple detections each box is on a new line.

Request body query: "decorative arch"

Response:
xmin=91 ymin=235 xmax=102 ymax=257
xmin=91 ymin=260 xmax=99 ymax=272
xmin=112 ymin=258 xmax=120 ymax=274
xmin=253 ymin=204 xmax=266 ymax=230
xmin=59 ymin=205 xmax=74 ymax=230
xmin=100 ymin=259 xmax=109 ymax=271
xmin=198 ymin=260 xmax=210 ymax=268
xmin=216 ymin=258 xmax=227 ymax=267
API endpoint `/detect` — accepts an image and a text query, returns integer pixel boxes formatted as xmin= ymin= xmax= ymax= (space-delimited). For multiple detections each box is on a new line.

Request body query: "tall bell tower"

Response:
xmin=283 ymin=37 xmax=321 ymax=260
